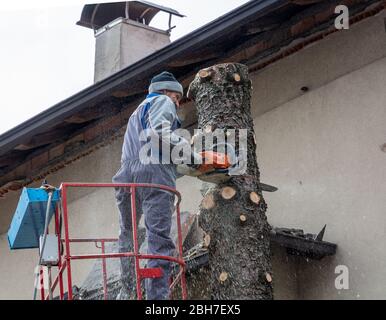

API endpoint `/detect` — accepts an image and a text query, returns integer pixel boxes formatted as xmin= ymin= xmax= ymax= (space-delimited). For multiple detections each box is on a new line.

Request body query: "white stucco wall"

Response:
xmin=0 ymin=12 xmax=385 ymax=299
xmin=250 ymin=11 xmax=386 ymax=300
xmin=255 ymin=55 xmax=386 ymax=299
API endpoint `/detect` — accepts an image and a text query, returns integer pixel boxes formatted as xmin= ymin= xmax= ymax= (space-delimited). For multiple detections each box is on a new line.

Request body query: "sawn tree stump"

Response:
xmin=187 ymin=63 xmax=273 ymax=300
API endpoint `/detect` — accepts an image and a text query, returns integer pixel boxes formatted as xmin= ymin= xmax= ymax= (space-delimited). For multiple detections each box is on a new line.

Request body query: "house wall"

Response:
xmin=1 ymin=12 xmax=386 ymax=299
xmin=250 ymin=11 xmax=386 ymax=299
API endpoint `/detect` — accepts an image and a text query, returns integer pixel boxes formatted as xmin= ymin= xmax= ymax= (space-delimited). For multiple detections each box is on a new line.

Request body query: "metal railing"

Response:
xmin=38 ymin=182 xmax=187 ymax=300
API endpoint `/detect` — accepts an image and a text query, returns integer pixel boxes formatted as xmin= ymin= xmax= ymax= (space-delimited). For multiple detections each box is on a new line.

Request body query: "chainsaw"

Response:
xmin=177 ymin=143 xmax=279 ymax=192
xmin=177 ymin=143 xmax=238 ymax=184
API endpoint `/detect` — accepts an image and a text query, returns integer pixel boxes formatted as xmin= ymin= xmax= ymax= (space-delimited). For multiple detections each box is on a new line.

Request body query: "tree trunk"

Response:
xmin=187 ymin=63 xmax=273 ymax=300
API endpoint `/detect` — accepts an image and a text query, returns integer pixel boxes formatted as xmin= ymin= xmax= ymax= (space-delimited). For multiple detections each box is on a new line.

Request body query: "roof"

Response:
xmin=0 ymin=0 xmax=384 ymax=196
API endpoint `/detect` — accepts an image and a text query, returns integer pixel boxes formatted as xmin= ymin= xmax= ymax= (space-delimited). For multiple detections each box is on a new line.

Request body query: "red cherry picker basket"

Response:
xmin=36 ymin=182 xmax=187 ymax=300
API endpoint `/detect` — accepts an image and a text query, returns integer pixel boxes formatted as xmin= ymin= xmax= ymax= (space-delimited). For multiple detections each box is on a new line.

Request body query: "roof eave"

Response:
xmin=0 ymin=0 xmax=288 ymax=155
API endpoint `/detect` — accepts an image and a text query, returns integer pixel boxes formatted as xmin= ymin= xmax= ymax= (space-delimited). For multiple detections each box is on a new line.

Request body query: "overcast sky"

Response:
xmin=0 ymin=0 xmax=249 ymax=135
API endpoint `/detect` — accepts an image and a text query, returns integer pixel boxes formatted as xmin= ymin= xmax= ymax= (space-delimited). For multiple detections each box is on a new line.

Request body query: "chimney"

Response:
xmin=77 ymin=1 xmax=184 ymax=83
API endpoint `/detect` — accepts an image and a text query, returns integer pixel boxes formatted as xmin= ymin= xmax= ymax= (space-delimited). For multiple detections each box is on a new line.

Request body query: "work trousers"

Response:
xmin=112 ymin=160 xmax=176 ymax=300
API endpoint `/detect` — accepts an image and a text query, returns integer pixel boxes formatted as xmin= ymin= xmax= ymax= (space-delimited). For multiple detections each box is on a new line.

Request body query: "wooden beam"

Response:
xmin=167 ymin=52 xmax=220 ymax=67
xmin=14 ymin=125 xmax=79 ymax=151
xmin=0 ymin=152 xmax=26 ymax=167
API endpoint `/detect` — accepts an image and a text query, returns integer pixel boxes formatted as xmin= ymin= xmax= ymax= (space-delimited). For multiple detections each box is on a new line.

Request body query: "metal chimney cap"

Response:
xmin=77 ymin=1 xmax=185 ymax=31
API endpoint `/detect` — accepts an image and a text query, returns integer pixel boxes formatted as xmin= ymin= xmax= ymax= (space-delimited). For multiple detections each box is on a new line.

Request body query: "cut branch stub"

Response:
xmin=204 ymin=125 xmax=212 ymax=133
xmin=221 ymin=187 xmax=236 ymax=200
xmin=225 ymin=70 xmax=243 ymax=83
xmin=199 ymin=69 xmax=212 ymax=82
xmin=203 ymin=233 xmax=211 ymax=248
xmin=249 ymin=192 xmax=261 ymax=205
xmin=219 ymin=272 xmax=228 ymax=283
xmin=239 ymin=214 xmax=247 ymax=223
xmin=265 ymin=273 xmax=273 ymax=283
xmin=202 ymin=193 xmax=216 ymax=210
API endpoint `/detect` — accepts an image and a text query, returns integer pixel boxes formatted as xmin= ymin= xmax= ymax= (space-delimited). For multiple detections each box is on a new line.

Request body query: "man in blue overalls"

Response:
xmin=113 ymin=71 xmax=200 ymax=300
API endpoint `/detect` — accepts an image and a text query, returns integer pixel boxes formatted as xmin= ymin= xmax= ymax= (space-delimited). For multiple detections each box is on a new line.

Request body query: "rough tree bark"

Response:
xmin=187 ymin=63 xmax=273 ymax=300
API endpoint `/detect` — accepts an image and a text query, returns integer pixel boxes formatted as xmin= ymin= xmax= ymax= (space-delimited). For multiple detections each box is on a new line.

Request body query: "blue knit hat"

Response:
xmin=149 ymin=71 xmax=183 ymax=96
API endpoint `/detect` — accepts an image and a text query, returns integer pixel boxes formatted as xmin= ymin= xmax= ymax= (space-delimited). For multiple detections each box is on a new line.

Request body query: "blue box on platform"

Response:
xmin=7 ymin=188 xmax=60 ymax=250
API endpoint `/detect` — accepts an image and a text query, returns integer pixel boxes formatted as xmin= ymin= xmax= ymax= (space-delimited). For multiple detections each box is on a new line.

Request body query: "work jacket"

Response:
xmin=120 ymin=92 xmax=191 ymax=165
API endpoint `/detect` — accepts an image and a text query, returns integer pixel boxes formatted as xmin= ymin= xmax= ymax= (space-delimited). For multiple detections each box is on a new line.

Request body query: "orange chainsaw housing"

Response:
xmin=198 ymin=151 xmax=231 ymax=173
